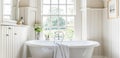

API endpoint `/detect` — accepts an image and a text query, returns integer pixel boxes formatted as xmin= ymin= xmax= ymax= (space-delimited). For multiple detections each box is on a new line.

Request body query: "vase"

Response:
xmin=36 ymin=32 xmax=40 ymax=40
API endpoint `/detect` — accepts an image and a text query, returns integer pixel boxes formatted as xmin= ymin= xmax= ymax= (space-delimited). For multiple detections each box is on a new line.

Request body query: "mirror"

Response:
xmin=2 ymin=0 xmax=19 ymax=23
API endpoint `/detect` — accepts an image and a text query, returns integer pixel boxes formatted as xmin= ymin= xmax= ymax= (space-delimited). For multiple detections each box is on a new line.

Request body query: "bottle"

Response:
xmin=45 ymin=34 xmax=49 ymax=40
xmin=17 ymin=17 xmax=24 ymax=25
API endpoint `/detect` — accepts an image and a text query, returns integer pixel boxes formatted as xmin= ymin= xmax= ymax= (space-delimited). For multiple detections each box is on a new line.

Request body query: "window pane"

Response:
xmin=51 ymin=0 xmax=58 ymax=4
xmin=42 ymin=5 xmax=50 ymax=15
xmin=43 ymin=30 xmax=59 ymax=40
xmin=43 ymin=0 xmax=50 ymax=4
xmin=65 ymin=27 xmax=74 ymax=40
xmin=41 ymin=0 xmax=76 ymax=41
xmin=3 ymin=5 xmax=12 ymax=15
xmin=43 ymin=16 xmax=51 ymax=27
xmin=67 ymin=16 xmax=74 ymax=26
xmin=59 ymin=5 xmax=66 ymax=15
xmin=51 ymin=16 xmax=58 ymax=27
xmin=67 ymin=0 xmax=75 ymax=4
xmin=55 ymin=29 xmax=66 ymax=40
xmin=3 ymin=16 xmax=11 ymax=20
xmin=58 ymin=16 xmax=66 ymax=28
xmin=59 ymin=0 xmax=66 ymax=4
xmin=51 ymin=5 xmax=59 ymax=15
xmin=43 ymin=30 xmax=52 ymax=40
xmin=67 ymin=5 xmax=75 ymax=15
xmin=3 ymin=0 xmax=12 ymax=4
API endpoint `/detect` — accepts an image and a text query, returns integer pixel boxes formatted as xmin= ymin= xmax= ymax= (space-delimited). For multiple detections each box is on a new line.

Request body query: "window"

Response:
xmin=3 ymin=0 xmax=12 ymax=20
xmin=41 ymin=0 xmax=76 ymax=41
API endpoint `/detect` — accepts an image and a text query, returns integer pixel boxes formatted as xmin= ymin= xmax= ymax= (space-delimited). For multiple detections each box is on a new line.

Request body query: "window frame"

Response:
xmin=41 ymin=0 xmax=76 ymax=41
xmin=39 ymin=0 xmax=84 ymax=41
xmin=2 ymin=0 xmax=13 ymax=21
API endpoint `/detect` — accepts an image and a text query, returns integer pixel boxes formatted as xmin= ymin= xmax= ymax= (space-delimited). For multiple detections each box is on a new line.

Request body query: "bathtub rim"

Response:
xmin=25 ymin=40 xmax=100 ymax=48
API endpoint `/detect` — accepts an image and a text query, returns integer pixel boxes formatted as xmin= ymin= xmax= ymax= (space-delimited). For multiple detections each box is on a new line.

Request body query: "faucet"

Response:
xmin=54 ymin=31 xmax=64 ymax=43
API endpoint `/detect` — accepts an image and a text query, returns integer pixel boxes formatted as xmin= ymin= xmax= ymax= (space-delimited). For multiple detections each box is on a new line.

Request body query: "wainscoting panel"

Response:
xmin=103 ymin=9 xmax=120 ymax=58
xmin=87 ymin=8 xmax=104 ymax=57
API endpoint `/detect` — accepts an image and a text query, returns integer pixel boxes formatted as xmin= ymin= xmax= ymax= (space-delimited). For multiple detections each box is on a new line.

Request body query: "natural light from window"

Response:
xmin=3 ymin=0 xmax=12 ymax=20
xmin=41 ymin=0 xmax=76 ymax=41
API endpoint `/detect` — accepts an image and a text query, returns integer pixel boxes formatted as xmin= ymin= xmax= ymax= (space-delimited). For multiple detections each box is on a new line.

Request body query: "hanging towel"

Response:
xmin=53 ymin=43 xmax=69 ymax=58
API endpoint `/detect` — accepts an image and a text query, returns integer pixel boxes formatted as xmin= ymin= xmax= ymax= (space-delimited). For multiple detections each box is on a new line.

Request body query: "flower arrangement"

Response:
xmin=34 ymin=24 xmax=42 ymax=40
xmin=34 ymin=24 xmax=42 ymax=33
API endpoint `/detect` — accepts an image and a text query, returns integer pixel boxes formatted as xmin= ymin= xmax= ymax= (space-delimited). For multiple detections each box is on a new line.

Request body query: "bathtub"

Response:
xmin=25 ymin=40 xmax=100 ymax=58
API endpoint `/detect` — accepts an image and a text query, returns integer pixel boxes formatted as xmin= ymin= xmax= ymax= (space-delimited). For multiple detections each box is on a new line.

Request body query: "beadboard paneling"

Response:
xmin=0 ymin=26 xmax=28 ymax=58
xmin=87 ymin=9 xmax=104 ymax=57
xmin=103 ymin=9 xmax=120 ymax=58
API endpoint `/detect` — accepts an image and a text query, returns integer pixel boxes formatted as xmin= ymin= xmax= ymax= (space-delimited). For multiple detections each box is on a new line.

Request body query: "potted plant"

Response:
xmin=34 ymin=24 xmax=42 ymax=40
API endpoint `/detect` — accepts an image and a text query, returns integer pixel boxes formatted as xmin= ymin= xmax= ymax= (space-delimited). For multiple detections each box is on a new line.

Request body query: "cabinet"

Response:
xmin=0 ymin=25 xmax=29 ymax=58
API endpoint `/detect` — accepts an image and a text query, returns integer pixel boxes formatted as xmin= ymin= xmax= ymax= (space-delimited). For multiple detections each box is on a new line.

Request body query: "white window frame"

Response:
xmin=38 ymin=0 xmax=87 ymax=41
xmin=41 ymin=0 xmax=77 ymax=41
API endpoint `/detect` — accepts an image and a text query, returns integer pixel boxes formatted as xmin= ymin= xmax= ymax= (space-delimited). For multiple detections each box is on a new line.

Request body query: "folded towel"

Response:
xmin=54 ymin=43 xmax=69 ymax=58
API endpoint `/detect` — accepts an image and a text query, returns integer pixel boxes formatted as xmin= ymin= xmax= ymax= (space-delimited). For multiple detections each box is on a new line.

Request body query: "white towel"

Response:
xmin=54 ymin=43 xmax=69 ymax=58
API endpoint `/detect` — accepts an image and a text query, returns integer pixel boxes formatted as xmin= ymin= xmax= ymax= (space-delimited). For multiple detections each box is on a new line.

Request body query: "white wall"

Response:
xmin=19 ymin=0 xmax=37 ymax=8
xmin=103 ymin=9 xmax=120 ymax=58
xmin=87 ymin=9 xmax=104 ymax=57
xmin=87 ymin=0 xmax=104 ymax=8
xmin=103 ymin=0 xmax=120 ymax=58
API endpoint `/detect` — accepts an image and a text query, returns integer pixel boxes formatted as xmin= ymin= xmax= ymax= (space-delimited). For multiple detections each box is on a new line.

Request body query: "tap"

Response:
xmin=54 ymin=31 xmax=64 ymax=43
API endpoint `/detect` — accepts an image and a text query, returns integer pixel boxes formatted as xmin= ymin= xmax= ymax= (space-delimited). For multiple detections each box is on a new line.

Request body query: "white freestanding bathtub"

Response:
xmin=25 ymin=40 xmax=100 ymax=58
